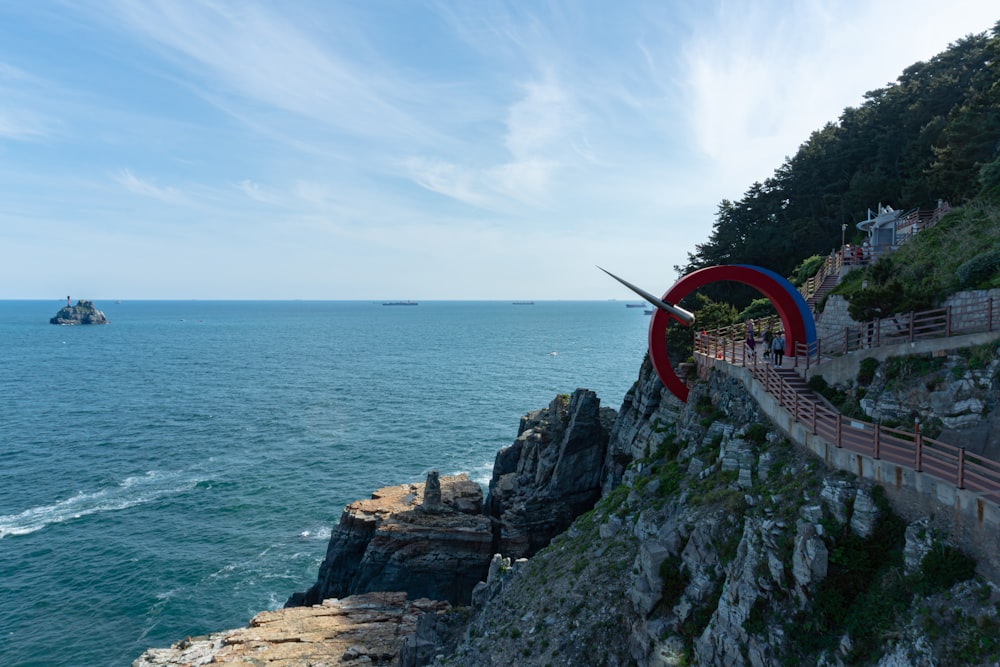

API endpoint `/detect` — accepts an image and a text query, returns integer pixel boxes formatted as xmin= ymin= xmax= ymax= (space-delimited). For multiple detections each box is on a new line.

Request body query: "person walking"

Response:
xmin=762 ymin=326 xmax=773 ymax=361
xmin=771 ymin=331 xmax=784 ymax=367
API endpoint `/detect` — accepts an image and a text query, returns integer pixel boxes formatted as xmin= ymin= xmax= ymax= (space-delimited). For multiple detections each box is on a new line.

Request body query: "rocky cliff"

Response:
xmin=287 ymin=388 xmax=614 ymax=608
xmin=49 ymin=299 xmax=109 ymax=325
xmin=435 ymin=362 xmax=1000 ymax=666
xmin=487 ymin=390 xmax=616 ymax=559
xmin=137 ymin=361 xmax=1000 ymax=666
xmin=287 ymin=473 xmax=493 ymax=608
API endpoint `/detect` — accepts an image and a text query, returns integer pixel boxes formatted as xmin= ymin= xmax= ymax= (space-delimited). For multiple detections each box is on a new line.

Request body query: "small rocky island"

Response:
xmin=50 ymin=299 xmax=109 ymax=325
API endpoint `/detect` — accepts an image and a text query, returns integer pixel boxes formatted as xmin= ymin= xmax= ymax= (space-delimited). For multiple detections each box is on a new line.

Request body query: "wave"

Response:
xmin=0 ymin=470 xmax=200 ymax=539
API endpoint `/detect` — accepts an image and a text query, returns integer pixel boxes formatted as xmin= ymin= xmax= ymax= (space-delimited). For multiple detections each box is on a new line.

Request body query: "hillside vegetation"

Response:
xmin=676 ymin=22 xmax=1000 ymax=312
xmin=831 ymin=193 xmax=1000 ymax=319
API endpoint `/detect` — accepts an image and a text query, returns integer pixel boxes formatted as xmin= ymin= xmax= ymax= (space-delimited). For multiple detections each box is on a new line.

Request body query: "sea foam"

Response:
xmin=0 ymin=470 xmax=198 ymax=539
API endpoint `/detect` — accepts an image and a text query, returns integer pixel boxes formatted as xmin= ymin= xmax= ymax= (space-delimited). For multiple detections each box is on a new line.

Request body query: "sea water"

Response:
xmin=0 ymin=300 xmax=650 ymax=666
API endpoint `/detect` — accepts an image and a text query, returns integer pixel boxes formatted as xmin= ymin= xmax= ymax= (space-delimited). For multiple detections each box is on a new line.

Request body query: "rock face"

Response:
xmin=435 ymin=365 xmax=1000 ymax=667
xmin=49 ymin=300 xmax=109 ymax=325
xmin=140 ymin=388 xmax=617 ymax=664
xmin=487 ymin=389 xmax=616 ymax=558
xmin=288 ymin=474 xmax=492 ymax=607
xmin=289 ymin=389 xmax=615 ymax=607
xmin=132 ymin=592 xmax=449 ymax=667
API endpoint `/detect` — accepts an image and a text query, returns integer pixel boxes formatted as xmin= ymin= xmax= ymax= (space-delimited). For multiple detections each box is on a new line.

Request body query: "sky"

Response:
xmin=1 ymin=1 xmax=997 ymax=301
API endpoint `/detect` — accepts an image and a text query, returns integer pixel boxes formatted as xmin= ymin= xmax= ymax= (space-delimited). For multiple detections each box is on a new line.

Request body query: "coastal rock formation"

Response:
xmin=138 ymin=364 xmax=1000 ymax=666
xmin=289 ymin=388 xmax=616 ymax=607
xmin=132 ymin=592 xmax=449 ymax=667
xmin=602 ymin=356 xmax=684 ymax=491
xmin=49 ymin=299 xmax=109 ymax=325
xmin=442 ymin=372 xmax=1000 ymax=667
xmin=287 ymin=473 xmax=493 ymax=607
xmin=487 ymin=388 xmax=616 ymax=558
xmin=141 ymin=388 xmax=620 ymax=664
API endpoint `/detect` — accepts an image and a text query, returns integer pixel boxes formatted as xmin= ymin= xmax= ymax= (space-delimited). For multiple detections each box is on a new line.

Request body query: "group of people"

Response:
xmin=844 ymin=239 xmax=872 ymax=265
xmin=745 ymin=320 xmax=784 ymax=366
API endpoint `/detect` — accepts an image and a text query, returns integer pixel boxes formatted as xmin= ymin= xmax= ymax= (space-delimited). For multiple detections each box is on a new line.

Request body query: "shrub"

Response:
xmin=739 ymin=297 xmax=778 ymax=322
xmin=956 ymin=247 xmax=1000 ymax=288
xmin=791 ymin=255 xmax=826 ymax=287
xmin=744 ymin=423 xmax=768 ymax=445
xmin=919 ymin=544 xmax=976 ymax=593
xmin=857 ymin=358 xmax=879 ymax=386
xmin=659 ymin=555 xmax=689 ymax=610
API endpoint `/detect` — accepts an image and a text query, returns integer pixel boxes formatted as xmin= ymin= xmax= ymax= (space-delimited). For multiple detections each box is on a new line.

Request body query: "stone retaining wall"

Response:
xmin=815 ymin=288 xmax=1000 ymax=342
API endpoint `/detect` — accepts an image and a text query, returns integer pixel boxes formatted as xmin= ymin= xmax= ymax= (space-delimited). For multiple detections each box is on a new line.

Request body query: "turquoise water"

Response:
xmin=0 ymin=300 xmax=649 ymax=666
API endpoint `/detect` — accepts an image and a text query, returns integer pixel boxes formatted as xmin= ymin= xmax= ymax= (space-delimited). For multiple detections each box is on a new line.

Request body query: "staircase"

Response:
xmin=805 ymin=273 xmax=838 ymax=312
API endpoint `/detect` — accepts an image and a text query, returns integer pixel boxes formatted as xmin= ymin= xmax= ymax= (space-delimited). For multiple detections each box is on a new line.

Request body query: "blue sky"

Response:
xmin=2 ymin=2 xmax=997 ymax=300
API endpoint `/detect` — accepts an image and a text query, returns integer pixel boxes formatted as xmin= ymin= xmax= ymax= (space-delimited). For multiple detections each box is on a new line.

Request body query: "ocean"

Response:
xmin=0 ymin=300 xmax=650 ymax=666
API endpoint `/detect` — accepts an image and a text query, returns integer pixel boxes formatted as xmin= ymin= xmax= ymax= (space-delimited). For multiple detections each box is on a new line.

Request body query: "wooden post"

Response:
xmin=989 ymin=297 xmax=994 ymax=333
xmin=945 ymin=305 xmax=952 ymax=337
xmin=914 ymin=419 xmax=922 ymax=472
xmin=836 ymin=414 xmax=842 ymax=448
xmin=958 ymin=447 xmax=965 ymax=489
xmin=873 ymin=424 xmax=880 ymax=459
xmin=908 ymin=312 xmax=914 ymax=342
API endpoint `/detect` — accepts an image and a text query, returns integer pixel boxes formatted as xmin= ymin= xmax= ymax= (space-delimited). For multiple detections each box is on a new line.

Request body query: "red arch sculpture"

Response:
xmin=649 ymin=265 xmax=810 ymax=403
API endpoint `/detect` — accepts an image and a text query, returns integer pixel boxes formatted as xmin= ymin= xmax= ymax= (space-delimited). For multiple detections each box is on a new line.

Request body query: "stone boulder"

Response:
xmin=50 ymin=300 xmax=109 ymax=325
xmin=487 ymin=388 xmax=615 ymax=559
xmin=287 ymin=474 xmax=492 ymax=607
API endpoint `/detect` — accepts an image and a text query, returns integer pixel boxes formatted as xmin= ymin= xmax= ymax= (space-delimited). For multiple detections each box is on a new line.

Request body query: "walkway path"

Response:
xmin=694 ymin=317 xmax=1000 ymax=509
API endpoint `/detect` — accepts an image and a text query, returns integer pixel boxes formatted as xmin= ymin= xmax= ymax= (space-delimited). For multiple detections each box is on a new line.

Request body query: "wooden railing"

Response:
xmin=793 ymin=297 xmax=998 ymax=370
xmin=730 ymin=354 xmax=1000 ymax=505
xmin=689 ymin=200 xmax=1000 ymax=510
xmin=692 ymin=284 xmax=1000 ymax=507
xmin=797 ymin=202 xmax=951 ymax=304
xmin=695 ymin=296 xmax=998 ymax=374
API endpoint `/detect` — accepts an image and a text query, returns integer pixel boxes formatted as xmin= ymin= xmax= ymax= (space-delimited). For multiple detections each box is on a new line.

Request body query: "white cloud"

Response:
xmin=681 ymin=1 xmax=1000 ymax=194
xmin=2 ymin=0 xmax=997 ymax=299
xmin=106 ymin=1 xmax=430 ymax=143
xmin=238 ymin=179 xmax=280 ymax=204
xmin=114 ymin=169 xmax=185 ymax=203
xmin=0 ymin=62 xmax=54 ymax=140
xmin=0 ymin=108 xmax=48 ymax=140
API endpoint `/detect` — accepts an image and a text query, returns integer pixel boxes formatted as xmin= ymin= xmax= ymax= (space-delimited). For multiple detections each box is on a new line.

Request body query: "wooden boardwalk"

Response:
xmin=695 ymin=318 xmax=1000 ymax=508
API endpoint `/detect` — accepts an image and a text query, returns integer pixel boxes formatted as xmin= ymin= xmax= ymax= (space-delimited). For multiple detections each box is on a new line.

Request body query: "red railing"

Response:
xmin=695 ymin=296 xmax=998 ymax=372
xmin=689 ymin=200 xmax=1000 ymax=507
xmin=724 ymin=355 xmax=1000 ymax=505
xmin=793 ymin=298 xmax=998 ymax=369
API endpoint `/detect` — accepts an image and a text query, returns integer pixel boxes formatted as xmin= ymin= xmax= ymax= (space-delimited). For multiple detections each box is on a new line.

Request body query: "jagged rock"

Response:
xmin=49 ymin=299 xmax=108 ymax=325
xmin=630 ymin=540 xmax=671 ymax=614
xmin=287 ymin=474 xmax=492 ymax=607
xmin=487 ymin=388 xmax=613 ymax=559
xmin=133 ymin=592 xmax=449 ymax=667
xmin=791 ymin=520 xmax=829 ymax=589
xmin=904 ymin=518 xmax=935 ymax=574
xmin=288 ymin=390 xmax=613 ymax=611
xmin=820 ymin=478 xmax=855 ymax=524
xmin=422 ymin=470 xmax=442 ymax=512
xmin=603 ymin=358 xmax=682 ymax=491
xmin=849 ymin=488 xmax=880 ymax=538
